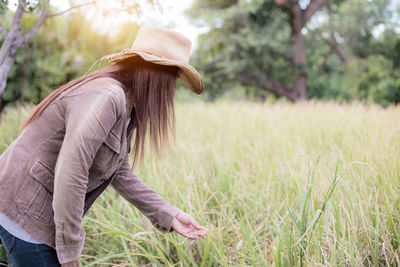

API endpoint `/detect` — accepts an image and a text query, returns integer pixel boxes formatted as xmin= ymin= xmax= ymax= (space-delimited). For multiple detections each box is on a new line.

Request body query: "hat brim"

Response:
xmin=104 ymin=50 xmax=204 ymax=94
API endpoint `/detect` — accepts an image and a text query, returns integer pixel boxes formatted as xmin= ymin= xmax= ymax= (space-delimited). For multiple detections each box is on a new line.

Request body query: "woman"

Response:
xmin=0 ymin=25 xmax=208 ymax=266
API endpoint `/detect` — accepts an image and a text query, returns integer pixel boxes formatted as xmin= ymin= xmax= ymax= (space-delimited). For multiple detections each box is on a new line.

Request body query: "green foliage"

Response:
xmin=188 ymin=0 xmax=400 ymax=105
xmin=1 ymin=0 xmax=399 ymax=106
xmin=357 ymin=55 xmax=400 ymax=106
xmin=188 ymin=0 xmax=294 ymax=100
xmin=0 ymin=245 xmax=6 ymax=264
xmin=0 ymin=0 xmax=8 ymax=15
xmin=2 ymin=4 xmax=139 ymax=108
xmin=0 ymin=104 xmax=32 ymax=153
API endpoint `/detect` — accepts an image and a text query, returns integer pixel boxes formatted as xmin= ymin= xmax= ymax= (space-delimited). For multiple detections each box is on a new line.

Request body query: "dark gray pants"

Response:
xmin=0 ymin=225 xmax=60 ymax=267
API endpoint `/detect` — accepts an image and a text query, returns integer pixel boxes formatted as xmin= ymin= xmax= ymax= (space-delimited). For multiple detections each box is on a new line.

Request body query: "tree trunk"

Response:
xmin=0 ymin=28 xmax=25 ymax=104
xmin=0 ymin=0 xmax=25 ymax=96
xmin=0 ymin=54 xmax=17 ymax=94
xmin=272 ymin=0 xmax=329 ymax=102
xmin=291 ymin=30 xmax=307 ymax=101
xmin=0 ymin=37 xmax=23 ymax=111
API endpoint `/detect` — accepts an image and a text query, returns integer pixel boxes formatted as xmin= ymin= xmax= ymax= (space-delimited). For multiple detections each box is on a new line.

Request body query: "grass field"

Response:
xmin=1 ymin=101 xmax=399 ymax=266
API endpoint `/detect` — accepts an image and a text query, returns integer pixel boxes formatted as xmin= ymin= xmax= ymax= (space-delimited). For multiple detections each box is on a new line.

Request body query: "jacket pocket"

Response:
xmin=87 ymin=129 xmax=122 ymax=191
xmin=15 ymin=160 xmax=54 ymax=224
xmin=103 ymin=129 xmax=121 ymax=154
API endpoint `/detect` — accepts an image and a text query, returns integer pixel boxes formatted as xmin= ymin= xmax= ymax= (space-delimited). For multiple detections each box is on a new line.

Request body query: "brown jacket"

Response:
xmin=0 ymin=77 xmax=181 ymax=263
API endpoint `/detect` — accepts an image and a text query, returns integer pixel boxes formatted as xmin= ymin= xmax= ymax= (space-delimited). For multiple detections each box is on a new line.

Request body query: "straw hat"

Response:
xmin=104 ymin=25 xmax=204 ymax=94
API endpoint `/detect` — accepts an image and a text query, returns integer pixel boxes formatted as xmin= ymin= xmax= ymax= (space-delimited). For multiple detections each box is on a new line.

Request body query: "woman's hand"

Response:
xmin=172 ymin=212 xmax=209 ymax=239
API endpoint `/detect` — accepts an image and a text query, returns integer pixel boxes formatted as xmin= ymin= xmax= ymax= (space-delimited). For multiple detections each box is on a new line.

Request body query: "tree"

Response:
xmin=0 ymin=0 xmax=155 ymax=110
xmin=188 ymin=0 xmax=400 ymax=104
xmin=272 ymin=0 xmax=330 ymax=100
xmin=0 ymin=1 xmax=99 ymax=100
xmin=188 ymin=0 xmax=331 ymax=102
xmin=0 ymin=6 xmax=141 ymax=113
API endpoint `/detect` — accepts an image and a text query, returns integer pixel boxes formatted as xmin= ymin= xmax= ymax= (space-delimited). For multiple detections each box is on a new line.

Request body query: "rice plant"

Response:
xmin=1 ymin=100 xmax=399 ymax=266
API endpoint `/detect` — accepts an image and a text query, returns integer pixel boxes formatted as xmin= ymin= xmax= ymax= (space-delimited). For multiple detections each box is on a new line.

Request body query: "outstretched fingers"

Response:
xmin=188 ymin=217 xmax=209 ymax=237
xmin=172 ymin=212 xmax=209 ymax=239
xmin=189 ymin=217 xmax=203 ymax=229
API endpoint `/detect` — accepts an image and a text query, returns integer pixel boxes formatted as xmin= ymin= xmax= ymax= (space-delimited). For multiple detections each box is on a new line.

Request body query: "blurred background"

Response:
xmin=0 ymin=0 xmax=399 ymax=112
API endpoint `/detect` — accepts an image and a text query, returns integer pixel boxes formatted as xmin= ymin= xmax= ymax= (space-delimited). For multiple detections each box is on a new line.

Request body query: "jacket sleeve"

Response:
xmin=52 ymin=88 xmax=122 ymax=264
xmin=111 ymin=153 xmax=182 ymax=233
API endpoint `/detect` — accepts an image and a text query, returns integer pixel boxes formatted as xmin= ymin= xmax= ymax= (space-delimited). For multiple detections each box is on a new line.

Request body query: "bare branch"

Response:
xmin=0 ymin=25 xmax=8 ymax=36
xmin=274 ymin=0 xmax=293 ymax=9
xmin=23 ymin=4 xmax=49 ymax=42
xmin=275 ymin=0 xmax=298 ymax=17
xmin=11 ymin=0 xmax=27 ymax=30
xmin=303 ymin=0 xmax=329 ymax=24
xmin=24 ymin=0 xmax=99 ymax=42
xmin=322 ymin=37 xmax=348 ymax=63
xmin=235 ymin=73 xmax=296 ymax=101
xmin=275 ymin=0 xmax=303 ymax=33
xmin=310 ymin=28 xmax=349 ymax=63
xmin=47 ymin=1 xmax=99 ymax=18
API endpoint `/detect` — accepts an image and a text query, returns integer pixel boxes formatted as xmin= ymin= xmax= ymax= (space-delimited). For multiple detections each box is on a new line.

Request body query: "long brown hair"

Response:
xmin=20 ymin=56 xmax=178 ymax=168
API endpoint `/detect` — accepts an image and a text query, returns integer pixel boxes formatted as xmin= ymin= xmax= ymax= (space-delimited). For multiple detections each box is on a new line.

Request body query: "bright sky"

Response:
xmin=53 ymin=0 xmax=204 ymax=48
xmin=8 ymin=0 xmax=204 ymax=47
